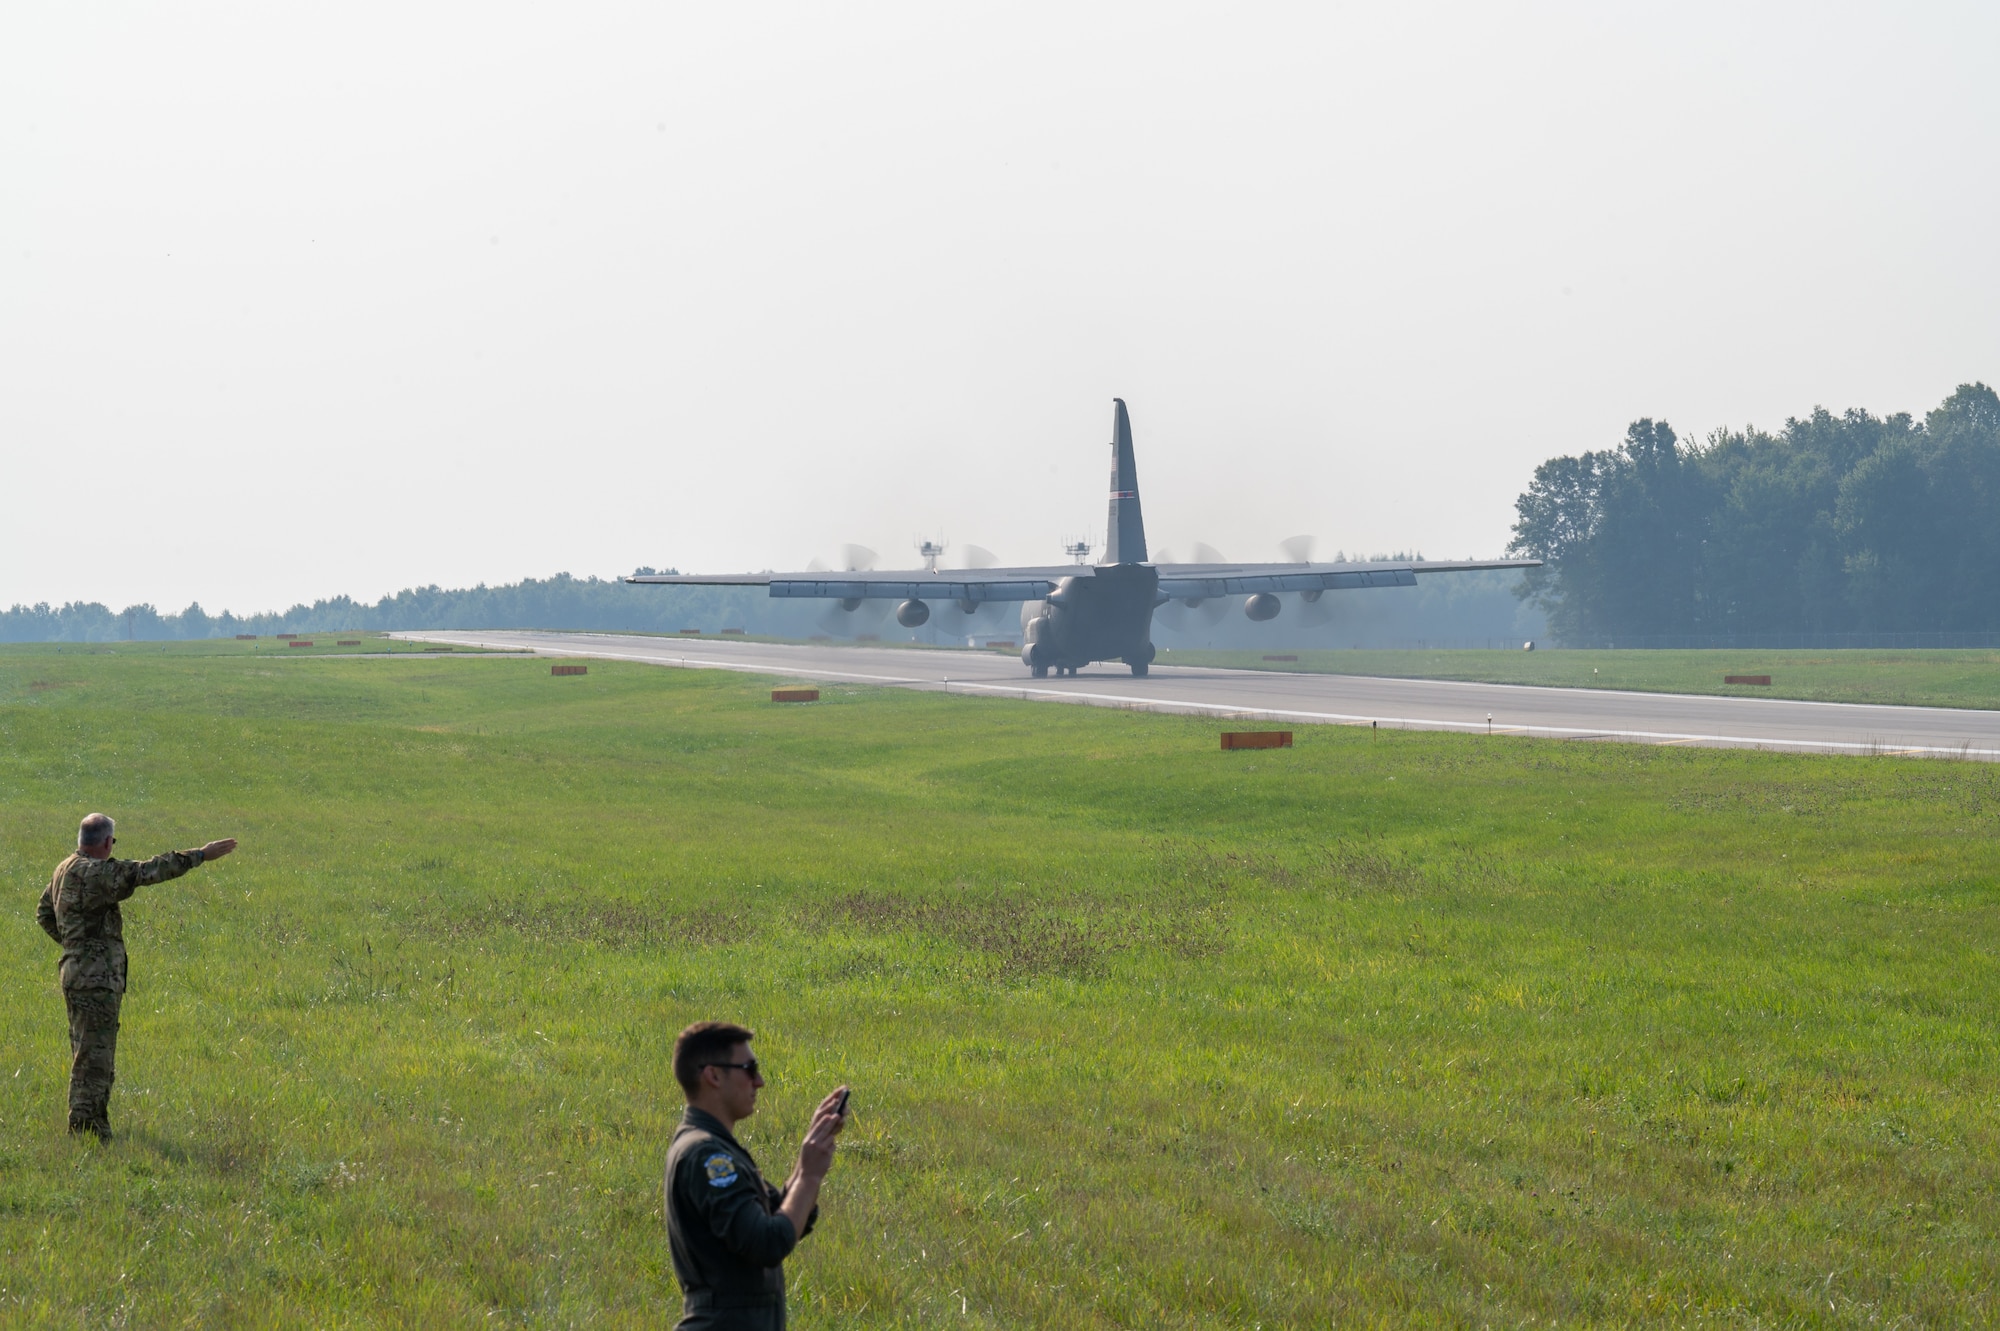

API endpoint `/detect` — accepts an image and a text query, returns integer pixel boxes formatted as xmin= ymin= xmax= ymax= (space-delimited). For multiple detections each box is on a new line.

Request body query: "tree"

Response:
xmin=1511 ymin=384 xmax=2000 ymax=641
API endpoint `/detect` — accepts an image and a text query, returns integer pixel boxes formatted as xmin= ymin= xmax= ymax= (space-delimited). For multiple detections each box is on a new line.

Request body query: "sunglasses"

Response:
xmin=705 ymin=1059 xmax=760 ymax=1078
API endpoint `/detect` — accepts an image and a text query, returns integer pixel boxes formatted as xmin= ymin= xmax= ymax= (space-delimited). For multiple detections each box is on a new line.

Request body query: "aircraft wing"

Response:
xmin=1153 ymin=557 xmax=1540 ymax=599
xmin=630 ymin=557 xmax=1538 ymax=602
xmin=626 ymin=567 xmax=1084 ymax=603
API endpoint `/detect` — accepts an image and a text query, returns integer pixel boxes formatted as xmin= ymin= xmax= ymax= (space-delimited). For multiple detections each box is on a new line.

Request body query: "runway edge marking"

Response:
xmin=393 ymin=633 xmax=2000 ymax=762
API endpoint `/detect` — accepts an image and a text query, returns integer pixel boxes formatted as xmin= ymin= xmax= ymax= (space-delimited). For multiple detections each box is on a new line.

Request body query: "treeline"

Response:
xmin=4 ymin=565 xmax=1542 ymax=650
xmin=1509 ymin=382 xmax=2000 ymax=642
xmin=0 ymin=573 xmax=822 ymax=643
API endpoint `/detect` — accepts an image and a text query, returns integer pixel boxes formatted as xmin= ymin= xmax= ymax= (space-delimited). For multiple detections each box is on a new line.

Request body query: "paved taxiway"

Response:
xmin=391 ymin=630 xmax=2000 ymax=760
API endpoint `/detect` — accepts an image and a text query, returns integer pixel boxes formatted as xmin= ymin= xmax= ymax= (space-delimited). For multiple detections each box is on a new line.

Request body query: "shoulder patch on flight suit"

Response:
xmin=704 ymin=1152 xmax=740 ymax=1188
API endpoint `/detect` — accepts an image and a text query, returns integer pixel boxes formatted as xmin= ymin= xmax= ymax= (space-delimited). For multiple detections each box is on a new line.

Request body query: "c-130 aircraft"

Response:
xmin=629 ymin=401 xmax=1538 ymax=678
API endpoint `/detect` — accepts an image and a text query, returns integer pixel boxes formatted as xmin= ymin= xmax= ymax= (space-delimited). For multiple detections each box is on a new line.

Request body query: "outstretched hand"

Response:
xmin=201 ymin=839 xmax=238 ymax=861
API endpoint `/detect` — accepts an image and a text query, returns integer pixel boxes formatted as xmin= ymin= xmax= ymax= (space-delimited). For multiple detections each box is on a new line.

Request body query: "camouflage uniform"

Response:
xmin=664 ymin=1106 xmax=817 ymax=1330
xmin=36 ymin=848 xmax=205 ymax=1137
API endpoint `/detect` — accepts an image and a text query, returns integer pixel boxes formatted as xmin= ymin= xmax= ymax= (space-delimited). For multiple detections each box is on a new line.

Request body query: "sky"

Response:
xmin=5 ymin=2 xmax=1997 ymax=614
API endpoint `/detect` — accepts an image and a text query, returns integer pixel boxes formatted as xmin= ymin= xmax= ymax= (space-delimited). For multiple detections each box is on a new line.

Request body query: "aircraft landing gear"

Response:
xmin=1129 ymin=661 xmax=1149 ymax=677
xmin=1031 ymin=664 xmax=1049 ymax=678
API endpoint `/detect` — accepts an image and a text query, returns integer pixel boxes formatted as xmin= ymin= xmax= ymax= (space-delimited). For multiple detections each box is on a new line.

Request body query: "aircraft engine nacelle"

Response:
xmin=957 ymin=597 xmax=979 ymax=615
xmin=838 ymin=597 xmax=864 ymax=612
xmin=1300 ymin=588 xmax=1324 ymax=603
xmin=896 ymin=599 xmax=931 ymax=628
xmin=1244 ymin=592 xmax=1281 ymax=622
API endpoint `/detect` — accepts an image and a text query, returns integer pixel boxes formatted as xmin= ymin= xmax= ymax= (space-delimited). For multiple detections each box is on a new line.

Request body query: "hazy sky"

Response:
xmin=6 ymin=3 xmax=1996 ymax=613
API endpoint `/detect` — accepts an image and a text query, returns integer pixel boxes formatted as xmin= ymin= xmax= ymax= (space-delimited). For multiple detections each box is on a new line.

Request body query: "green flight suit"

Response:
xmin=664 ymin=1106 xmax=818 ymax=1330
xmin=37 ymin=848 xmax=205 ymax=1135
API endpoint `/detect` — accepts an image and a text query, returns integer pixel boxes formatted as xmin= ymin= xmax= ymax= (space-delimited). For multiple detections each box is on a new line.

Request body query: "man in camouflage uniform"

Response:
xmin=664 ymin=1021 xmax=849 ymax=1330
xmin=36 ymin=813 xmax=236 ymax=1140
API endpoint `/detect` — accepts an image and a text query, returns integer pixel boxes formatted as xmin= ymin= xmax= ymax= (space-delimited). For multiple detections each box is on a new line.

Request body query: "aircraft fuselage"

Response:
xmin=1020 ymin=563 xmax=1159 ymax=677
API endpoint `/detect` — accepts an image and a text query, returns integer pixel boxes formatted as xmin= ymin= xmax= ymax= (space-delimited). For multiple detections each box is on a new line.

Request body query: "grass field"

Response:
xmin=1162 ymin=646 xmax=2000 ymax=712
xmin=20 ymin=636 xmax=518 ymax=659
xmin=2 ymin=646 xmax=1996 ymax=1327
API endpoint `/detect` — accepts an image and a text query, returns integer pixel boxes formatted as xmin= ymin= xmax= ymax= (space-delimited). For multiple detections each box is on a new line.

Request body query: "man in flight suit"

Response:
xmin=36 ymin=812 xmax=236 ymax=1140
xmin=664 ymin=1021 xmax=848 ymax=1330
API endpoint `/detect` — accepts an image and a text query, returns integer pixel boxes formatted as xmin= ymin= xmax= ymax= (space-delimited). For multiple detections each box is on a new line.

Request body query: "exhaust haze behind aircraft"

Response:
xmin=630 ymin=401 xmax=1539 ymax=677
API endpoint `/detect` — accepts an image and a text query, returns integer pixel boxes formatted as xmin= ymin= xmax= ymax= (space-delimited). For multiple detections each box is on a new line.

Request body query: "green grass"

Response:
xmin=1163 ymin=646 xmax=2000 ymax=711
xmin=1 ymin=646 xmax=1996 ymax=1327
xmin=9 ymin=635 xmax=517 ymax=659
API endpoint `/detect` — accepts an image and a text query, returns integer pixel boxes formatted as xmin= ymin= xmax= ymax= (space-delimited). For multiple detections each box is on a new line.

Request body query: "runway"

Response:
xmin=392 ymin=630 xmax=2000 ymax=760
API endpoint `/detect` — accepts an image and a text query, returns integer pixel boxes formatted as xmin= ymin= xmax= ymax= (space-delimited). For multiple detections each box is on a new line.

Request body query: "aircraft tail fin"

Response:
xmin=1102 ymin=398 xmax=1149 ymax=565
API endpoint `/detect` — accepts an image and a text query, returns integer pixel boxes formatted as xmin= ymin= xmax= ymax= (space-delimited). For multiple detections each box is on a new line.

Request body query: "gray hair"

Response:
xmin=78 ymin=813 xmax=115 ymax=849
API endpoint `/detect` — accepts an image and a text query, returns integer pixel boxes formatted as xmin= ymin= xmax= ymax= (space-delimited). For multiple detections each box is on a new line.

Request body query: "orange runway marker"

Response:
xmin=1221 ymin=731 xmax=1292 ymax=750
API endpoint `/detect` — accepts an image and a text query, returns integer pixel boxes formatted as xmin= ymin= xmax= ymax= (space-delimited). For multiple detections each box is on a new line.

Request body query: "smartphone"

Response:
xmin=832 ymin=1087 xmax=852 ymax=1119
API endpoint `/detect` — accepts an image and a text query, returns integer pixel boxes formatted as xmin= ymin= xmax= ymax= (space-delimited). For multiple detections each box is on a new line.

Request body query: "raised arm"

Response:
xmin=123 ymin=847 xmax=207 ymax=891
xmin=75 ymin=839 xmax=238 ymax=913
xmin=777 ymin=1087 xmax=848 ymax=1240
xmin=132 ymin=838 xmax=236 ymax=887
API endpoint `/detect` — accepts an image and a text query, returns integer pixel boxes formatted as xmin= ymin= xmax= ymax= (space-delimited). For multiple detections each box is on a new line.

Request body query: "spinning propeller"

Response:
xmin=1280 ymin=534 xmax=1338 ymax=628
xmin=935 ymin=544 xmax=1011 ymax=636
xmin=808 ymin=544 xmax=892 ymax=637
xmin=1153 ymin=541 xmax=1234 ymax=629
